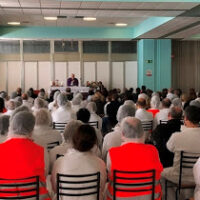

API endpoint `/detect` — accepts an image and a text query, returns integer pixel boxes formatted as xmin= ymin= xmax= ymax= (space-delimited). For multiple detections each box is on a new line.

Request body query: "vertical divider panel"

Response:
xmin=125 ymin=61 xmax=138 ymax=89
xmin=97 ymin=62 xmax=109 ymax=89
xmin=0 ymin=62 xmax=7 ymax=92
xmin=112 ymin=62 xmax=124 ymax=91
xmin=24 ymin=62 xmax=37 ymax=91
xmin=83 ymin=62 xmax=96 ymax=85
xmin=55 ymin=62 xmax=67 ymax=87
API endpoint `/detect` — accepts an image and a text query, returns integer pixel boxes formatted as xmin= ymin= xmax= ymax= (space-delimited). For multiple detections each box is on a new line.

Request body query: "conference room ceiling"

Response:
xmin=0 ymin=0 xmax=200 ymax=40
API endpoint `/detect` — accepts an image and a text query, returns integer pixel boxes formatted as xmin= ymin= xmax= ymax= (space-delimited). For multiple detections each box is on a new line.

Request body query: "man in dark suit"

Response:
xmin=67 ymin=73 xmax=79 ymax=86
xmin=152 ymin=106 xmax=183 ymax=168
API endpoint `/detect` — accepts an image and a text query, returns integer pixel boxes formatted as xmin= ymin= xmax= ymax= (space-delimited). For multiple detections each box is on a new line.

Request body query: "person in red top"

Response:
xmin=147 ymin=95 xmax=160 ymax=117
xmin=106 ymin=117 xmax=163 ymax=200
xmin=0 ymin=111 xmax=50 ymax=200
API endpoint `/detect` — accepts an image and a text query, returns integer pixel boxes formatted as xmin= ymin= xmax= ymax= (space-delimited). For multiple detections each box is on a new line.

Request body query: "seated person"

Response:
xmin=147 ymin=95 xmax=160 ymax=117
xmin=66 ymin=88 xmax=73 ymax=101
xmin=33 ymin=108 xmax=63 ymax=148
xmin=0 ymin=111 xmax=50 ymax=199
xmin=51 ymin=124 xmax=106 ymax=200
xmin=67 ymin=73 xmax=79 ymax=86
xmin=193 ymin=157 xmax=200 ymax=200
xmin=4 ymin=100 xmax=15 ymax=116
xmin=162 ymin=106 xmax=200 ymax=199
xmin=106 ymin=117 xmax=163 ymax=200
xmin=52 ymin=93 xmax=76 ymax=123
xmin=152 ymin=106 xmax=182 ymax=167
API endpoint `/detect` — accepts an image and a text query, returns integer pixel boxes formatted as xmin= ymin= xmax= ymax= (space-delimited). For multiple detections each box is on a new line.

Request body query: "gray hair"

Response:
xmin=72 ymin=97 xmax=82 ymax=106
xmin=117 ymin=105 xmax=136 ymax=123
xmin=34 ymin=98 xmax=45 ymax=109
xmin=172 ymin=98 xmax=182 ymax=108
xmin=121 ymin=117 xmax=144 ymax=139
xmin=63 ymin=120 xmax=83 ymax=142
xmin=0 ymin=115 xmax=10 ymax=135
xmin=38 ymin=91 xmax=45 ymax=99
xmin=190 ymin=100 xmax=200 ymax=108
xmin=10 ymin=111 xmax=35 ymax=135
xmin=86 ymin=102 xmax=97 ymax=113
xmin=14 ymin=96 xmax=23 ymax=107
xmin=57 ymin=93 xmax=68 ymax=107
xmin=124 ymin=100 xmax=136 ymax=109
xmin=0 ymin=91 xmax=8 ymax=99
xmin=169 ymin=106 xmax=183 ymax=119
xmin=150 ymin=95 xmax=160 ymax=109
xmin=10 ymin=92 xmax=18 ymax=99
xmin=74 ymin=93 xmax=83 ymax=100
xmin=35 ymin=108 xmax=51 ymax=126
xmin=6 ymin=100 xmax=15 ymax=110
xmin=10 ymin=105 xmax=31 ymax=121
xmin=53 ymin=91 xmax=60 ymax=101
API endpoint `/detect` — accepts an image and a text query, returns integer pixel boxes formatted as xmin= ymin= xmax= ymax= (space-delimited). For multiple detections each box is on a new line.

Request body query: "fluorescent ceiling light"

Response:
xmin=83 ymin=17 xmax=96 ymax=21
xmin=7 ymin=22 xmax=20 ymax=25
xmin=115 ymin=23 xmax=127 ymax=27
xmin=44 ymin=17 xmax=57 ymax=21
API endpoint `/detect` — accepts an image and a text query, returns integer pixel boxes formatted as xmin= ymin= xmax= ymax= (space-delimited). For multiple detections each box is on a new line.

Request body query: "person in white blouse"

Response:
xmin=86 ymin=102 xmax=102 ymax=130
xmin=51 ymin=124 xmax=107 ymax=200
xmin=51 ymin=93 xmax=76 ymax=123
xmin=135 ymin=98 xmax=153 ymax=121
xmin=32 ymin=108 xmax=62 ymax=149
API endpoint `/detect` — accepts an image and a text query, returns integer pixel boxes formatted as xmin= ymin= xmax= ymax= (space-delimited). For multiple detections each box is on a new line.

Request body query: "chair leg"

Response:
xmin=175 ymin=188 xmax=179 ymax=200
xmin=165 ymin=180 xmax=168 ymax=200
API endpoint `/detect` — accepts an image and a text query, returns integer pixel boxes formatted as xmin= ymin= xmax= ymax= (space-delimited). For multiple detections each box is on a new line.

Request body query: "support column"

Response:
xmin=137 ymin=39 xmax=171 ymax=91
xmin=50 ymin=40 xmax=55 ymax=82
xmin=108 ymin=41 xmax=112 ymax=90
xmin=20 ymin=40 xmax=25 ymax=92
xmin=79 ymin=41 xmax=83 ymax=86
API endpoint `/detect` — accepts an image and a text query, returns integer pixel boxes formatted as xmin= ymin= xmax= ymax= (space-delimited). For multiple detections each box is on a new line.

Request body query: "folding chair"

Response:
xmin=47 ymin=141 xmax=60 ymax=151
xmin=53 ymin=122 xmax=67 ymax=132
xmin=57 ymin=172 xmax=100 ymax=200
xmin=0 ymin=176 xmax=39 ymax=199
xmin=165 ymin=151 xmax=200 ymax=200
xmin=141 ymin=120 xmax=153 ymax=132
xmin=160 ymin=120 xmax=168 ymax=125
xmin=113 ymin=169 xmax=156 ymax=200
xmin=88 ymin=121 xmax=99 ymax=129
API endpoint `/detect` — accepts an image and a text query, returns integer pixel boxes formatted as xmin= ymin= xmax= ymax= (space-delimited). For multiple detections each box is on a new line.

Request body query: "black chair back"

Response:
xmin=53 ymin=122 xmax=67 ymax=132
xmin=178 ymin=151 xmax=200 ymax=193
xmin=88 ymin=121 xmax=99 ymax=129
xmin=113 ymin=169 xmax=156 ymax=200
xmin=57 ymin=172 xmax=100 ymax=200
xmin=160 ymin=120 xmax=168 ymax=124
xmin=56 ymin=154 xmax=64 ymax=159
xmin=47 ymin=141 xmax=60 ymax=151
xmin=0 ymin=176 xmax=39 ymax=199
xmin=141 ymin=120 xmax=153 ymax=132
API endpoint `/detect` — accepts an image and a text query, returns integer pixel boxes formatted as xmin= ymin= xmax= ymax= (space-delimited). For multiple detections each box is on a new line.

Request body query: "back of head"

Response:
xmin=124 ymin=100 xmax=136 ymax=109
xmin=138 ymin=93 xmax=148 ymax=101
xmin=57 ymin=93 xmax=67 ymax=107
xmin=169 ymin=106 xmax=183 ymax=119
xmin=162 ymin=98 xmax=171 ymax=108
xmin=63 ymin=120 xmax=83 ymax=142
xmin=10 ymin=105 xmax=31 ymax=121
xmin=10 ymin=92 xmax=18 ymax=100
xmin=38 ymin=91 xmax=45 ymax=99
xmin=6 ymin=100 xmax=15 ymax=111
xmin=121 ymin=117 xmax=144 ymax=139
xmin=34 ymin=98 xmax=45 ymax=109
xmin=137 ymin=98 xmax=146 ymax=108
xmin=117 ymin=105 xmax=136 ymax=123
xmin=172 ymin=98 xmax=182 ymax=108
xmin=10 ymin=111 xmax=35 ymax=135
xmin=72 ymin=97 xmax=82 ymax=106
xmin=0 ymin=115 xmax=10 ymax=135
xmin=74 ymin=93 xmax=83 ymax=100
xmin=150 ymin=95 xmax=160 ymax=109
xmin=86 ymin=102 xmax=97 ymax=113
xmin=76 ymin=108 xmax=90 ymax=123
xmin=0 ymin=91 xmax=8 ymax=99
xmin=35 ymin=108 xmax=51 ymax=126
xmin=190 ymin=100 xmax=200 ymax=108
xmin=22 ymin=93 xmax=28 ymax=100
xmin=72 ymin=124 xmax=97 ymax=152
xmin=53 ymin=90 xmax=60 ymax=101
xmin=185 ymin=106 xmax=200 ymax=125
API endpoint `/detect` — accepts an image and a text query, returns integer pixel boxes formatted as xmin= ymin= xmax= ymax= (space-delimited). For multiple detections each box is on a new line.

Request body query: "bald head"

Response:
xmin=162 ymin=98 xmax=171 ymax=108
xmin=121 ymin=117 xmax=144 ymax=139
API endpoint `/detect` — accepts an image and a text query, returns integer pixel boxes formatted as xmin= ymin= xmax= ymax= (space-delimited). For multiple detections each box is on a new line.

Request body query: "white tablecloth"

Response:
xmin=49 ymin=86 xmax=90 ymax=93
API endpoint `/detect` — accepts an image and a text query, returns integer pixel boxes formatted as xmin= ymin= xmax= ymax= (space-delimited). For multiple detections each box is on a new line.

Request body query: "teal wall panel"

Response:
xmin=137 ymin=39 xmax=171 ymax=91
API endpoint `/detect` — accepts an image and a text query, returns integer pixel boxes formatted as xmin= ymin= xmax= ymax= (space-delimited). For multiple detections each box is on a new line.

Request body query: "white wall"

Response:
xmin=84 ymin=62 xmax=96 ymax=84
xmin=25 ymin=62 xmax=37 ymax=91
xmin=97 ymin=61 xmax=109 ymax=89
xmin=55 ymin=62 xmax=67 ymax=87
xmin=112 ymin=62 xmax=124 ymax=92
xmin=125 ymin=61 xmax=137 ymax=89
xmin=0 ymin=62 xmax=7 ymax=92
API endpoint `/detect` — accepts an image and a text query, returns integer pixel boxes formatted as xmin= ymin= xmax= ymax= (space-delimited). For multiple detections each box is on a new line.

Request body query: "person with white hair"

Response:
xmin=51 ymin=124 xmax=106 ymax=200
xmin=48 ymin=90 xmax=60 ymax=112
xmin=32 ymin=108 xmax=62 ymax=149
xmin=106 ymin=117 xmax=163 ymax=200
xmin=10 ymin=91 xmax=18 ymax=100
xmin=147 ymin=95 xmax=160 ymax=117
xmin=102 ymin=104 xmax=136 ymax=161
xmin=52 ymin=93 xmax=76 ymax=123
xmin=14 ymin=96 xmax=23 ymax=108
xmin=0 ymin=111 xmax=50 ymax=199
xmin=172 ymin=97 xmax=182 ymax=108
xmin=190 ymin=100 xmax=200 ymax=108
xmin=71 ymin=96 xmax=82 ymax=113
xmin=4 ymin=100 xmax=15 ymax=116
xmin=86 ymin=102 xmax=102 ymax=130
xmin=32 ymin=97 xmax=47 ymax=112
xmin=0 ymin=115 xmax=9 ymax=143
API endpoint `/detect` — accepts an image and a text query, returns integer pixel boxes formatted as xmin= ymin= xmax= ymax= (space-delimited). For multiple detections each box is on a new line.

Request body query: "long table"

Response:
xmin=50 ymin=86 xmax=90 ymax=94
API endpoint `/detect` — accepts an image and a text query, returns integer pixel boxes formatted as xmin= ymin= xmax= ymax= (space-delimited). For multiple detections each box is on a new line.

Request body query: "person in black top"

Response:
xmin=152 ymin=106 xmax=183 ymax=168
